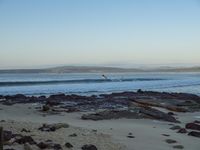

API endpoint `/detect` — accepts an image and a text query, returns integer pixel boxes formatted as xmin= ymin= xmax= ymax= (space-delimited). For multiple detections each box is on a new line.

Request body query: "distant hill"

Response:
xmin=0 ymin=66 xmax=200 ymax=73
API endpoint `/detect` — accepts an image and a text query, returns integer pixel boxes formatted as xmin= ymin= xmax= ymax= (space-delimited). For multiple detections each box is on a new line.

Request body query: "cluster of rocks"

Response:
xmin=38 ymin=123 xmax=69 ymax=132
xmin=1 ymin=125 xmax=98 ymax=150
xmin=81 ymin=104 xmax=180 ymax=123
xmin=170 ymin=120 xmax=200 ymax=138
xmin=1 ymin=90 xmax=200 ymax=112
xmin=1 ymin=90 xmax=200 ymax=123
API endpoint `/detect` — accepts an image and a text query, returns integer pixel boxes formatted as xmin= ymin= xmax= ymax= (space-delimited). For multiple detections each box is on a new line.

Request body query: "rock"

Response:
xmin=3 ymin=130 xmax=13 ymax=141
xmin=165 ymin=139 xmax=177 ymax=144
xmin=168 ymin=112 xmax=175 ymax=115
xmin=173 ymin=145 xmax=184 ymax=149
xmin=137 ymin=89 xmax=143 ymax=93
xmin=170 ymin=125 xmax=181 ymax=130
xmin=38 ymin=123 xmax=69 ymax=132
xmin=194 ymin=120 xmax=200 ymax=124
xmin=139 ymin=106 xmax=180 ymax=123
xmin=81 ymin=144 xmax=98 ymax=150
xmin=69 ymin=133 xmax=77 ymax=137
xmin=82 ymin=110 xmax=144 ymax=121
xmin=37 ymin=142 xmax=48 ymax=149
xmin=188 ymin=131 xmax=200 ymax=138
xmin=46 ymin=100 xmax=61 ymax=106
xmin=42 ymin=105 xmax=50 ymax=112
xmin=37 ymin=142 xmax=62 ymax=150
xmin=65 ymin=142 xmax=73 ymax=148
xmin=53 ymin=144 xmax=62 ymax=150
xmin=185 ymin=123 xmax=200 ymax=131
xmin=14 ymin=136 xmax=36 ymax=145
xmin=162 ymin=134 xmax=170 ymax=137
xmin=21 ymin=128 xmax=30 ymax=133
xmin=177 ymin=128 xmax=187 ymax=134
xmin=127 ymin=135 xmax=135 ymax=138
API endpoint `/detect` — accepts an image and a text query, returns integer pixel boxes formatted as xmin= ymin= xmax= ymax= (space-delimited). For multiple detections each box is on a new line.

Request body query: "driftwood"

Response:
xmin=0 ymin=127 xmax=3 ymax=150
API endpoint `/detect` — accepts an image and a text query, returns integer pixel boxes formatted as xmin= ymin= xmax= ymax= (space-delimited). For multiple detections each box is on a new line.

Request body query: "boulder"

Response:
xmin=185 ymin=123 xmax=200 ymax=131
xmin=81 ymin=144 xmax=98 ymax=150
xmin=173 ymin=145 xmax=184 ymax=149
xmin=177 ymin=128 xmax=187 ymax=134
xmin=188 ymin=131 xmax=200 ymax=138
xmin=37 ymin=141 xmax=62 ymax=150
xmin=38 ymin=123 xmax=69 ymax=132
xmin=42 ymin=105 xmax=50 ymax=112
xmin=65 ymin=142 xmax=73 ymax=148
xmin=3 ymin=130 xmax=13 ymax=141
xmin=14 ymin=136 xmax=36 ymax=145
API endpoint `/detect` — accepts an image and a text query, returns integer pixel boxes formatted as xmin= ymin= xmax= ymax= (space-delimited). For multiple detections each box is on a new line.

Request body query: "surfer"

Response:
xmin=102 ymin=74 xmax=108 ymax=80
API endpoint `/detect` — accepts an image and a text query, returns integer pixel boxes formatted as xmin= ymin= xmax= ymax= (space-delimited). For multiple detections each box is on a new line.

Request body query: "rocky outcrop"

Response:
xmin=188 ymin=131 xmax=200 ymax=138
xmin=185 ymin=123 xmax=200 ymax=131
xmin=38 ymin=123 xmax=69 ymax=132
xmin=82 ymin=106 xmax=179 ymax=123
xmin=82 ymin=110 xmax=144 ymax=121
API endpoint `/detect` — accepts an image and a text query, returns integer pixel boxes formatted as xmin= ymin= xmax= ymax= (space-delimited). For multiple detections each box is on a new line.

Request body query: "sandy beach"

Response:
xmin=0 ymin=100 xmax=200 ymax=150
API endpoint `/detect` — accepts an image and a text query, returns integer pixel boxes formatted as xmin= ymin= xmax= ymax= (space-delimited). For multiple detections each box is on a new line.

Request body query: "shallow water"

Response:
xmin=0 ymin=72 xmax=200 ymax=96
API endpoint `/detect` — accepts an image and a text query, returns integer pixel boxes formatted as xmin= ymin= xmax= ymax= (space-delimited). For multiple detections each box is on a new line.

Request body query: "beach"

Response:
xmin=0 ymin=91 xmax=200 ymax=150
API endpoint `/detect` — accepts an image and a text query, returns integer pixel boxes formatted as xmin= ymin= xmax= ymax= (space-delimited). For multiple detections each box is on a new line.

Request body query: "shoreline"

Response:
xmin=1 ymin=90 xmax=200 ymax=150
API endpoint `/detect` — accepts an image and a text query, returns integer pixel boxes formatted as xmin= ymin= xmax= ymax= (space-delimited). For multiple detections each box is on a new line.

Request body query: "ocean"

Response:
xmin=0 ymin=72 xmax=200 ymax=96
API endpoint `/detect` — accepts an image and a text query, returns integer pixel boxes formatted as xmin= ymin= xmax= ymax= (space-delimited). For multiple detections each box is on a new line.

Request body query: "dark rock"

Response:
xmin=53 ymin=144 xmax=62 ymax=150
xmin=42 ymin=105 xmax=50 ymax=112
xmin=92 ymin=130 xmax=97 ymax=132
xmin=194 ymin=120 xmax=200 ymax=124
xmin=46 ymin=100 xmax=61 ymax=106
xmin=138 ymin=106 xmax=179 ymax=123
xmin=127 ymin=135 xmax=135 ymax=138
xmin=3 ymin=130 xmax=13 ymax=141
xmin=81 ymin=144 xmax=98 ymax=150
xmin=21 ymin=128 xmax=30 ymax=133
xmin=168 ymin=112 xmax=175 ymax=115
xmin=37 ymin=142 xmax=49 ymax=149
xmin=170 ymin=125 xmax=181 ymax=130
xmin=14 ymin=136 xmax=36 ymax=145
xmin=177 ymin=128 xmax=187 ymax=134
xmin=165 ymin=139 xmax=177 ymax=144
xmin=185 ymin=123 xmax=200 ymax=131
xmin=37 ymin=142 xmax=62 ymax=150
xmin=69 ymin=133 xmax=77 ymax=137
xmin=82 ymin=110 xmax=144 ymax=121
xmin=188 ymin=131 xmax=200 ymax=138
xmin=48 ymin=94 xmax=66 ymax=101
xmin=65 ymin=142 xmax=73 ymax=148
xmin=162 ymin=134 xmax=170 ymax=137
xmin=137 ymin=89 xmax=143 ymax=93
xmin=173 ymin=145 xmax=184 ymax=149
xmin=38 ymin=123 xmax=69 ymax=132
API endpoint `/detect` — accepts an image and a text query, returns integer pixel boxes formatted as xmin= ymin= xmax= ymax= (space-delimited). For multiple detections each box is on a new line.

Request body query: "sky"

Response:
xmin=0 ymin=0 xmax=200 ymax=69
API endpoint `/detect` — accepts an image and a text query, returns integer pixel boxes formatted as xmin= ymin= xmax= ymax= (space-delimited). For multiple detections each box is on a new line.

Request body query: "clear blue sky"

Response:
xmin=0 ymin=0 xmax=200 ymax=69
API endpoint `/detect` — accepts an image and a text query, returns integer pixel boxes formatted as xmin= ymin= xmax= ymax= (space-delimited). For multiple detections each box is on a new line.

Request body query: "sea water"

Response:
xmin=0 ymin=72 xmax=200 ymax=96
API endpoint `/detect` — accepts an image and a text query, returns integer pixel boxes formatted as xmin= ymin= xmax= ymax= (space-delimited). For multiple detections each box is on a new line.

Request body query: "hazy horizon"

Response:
xmin=0 ymin=0 xmax=200 ymax=69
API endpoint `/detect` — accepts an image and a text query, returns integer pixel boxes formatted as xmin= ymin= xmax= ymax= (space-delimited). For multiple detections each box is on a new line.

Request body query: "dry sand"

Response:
xmin=0 ymin=103 xmax=200 ymax=150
